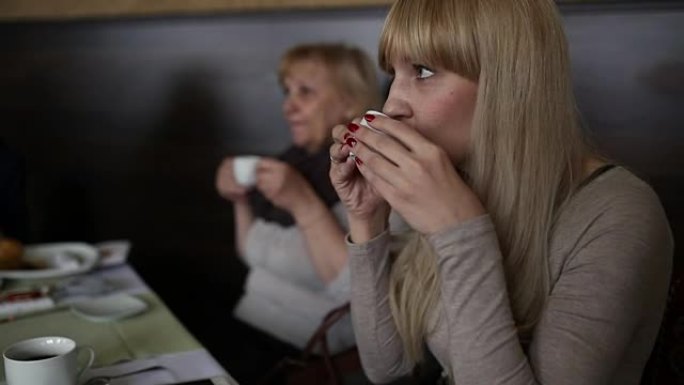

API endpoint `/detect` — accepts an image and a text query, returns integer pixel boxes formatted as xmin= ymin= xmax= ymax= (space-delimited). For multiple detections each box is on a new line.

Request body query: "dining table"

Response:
xmin=0 ymin=247 xmax=239 ymax=385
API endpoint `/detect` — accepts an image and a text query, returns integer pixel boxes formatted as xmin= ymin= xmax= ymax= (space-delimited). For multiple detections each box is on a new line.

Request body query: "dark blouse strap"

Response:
xmin=578 ymin=164 xmax=617 ymax=190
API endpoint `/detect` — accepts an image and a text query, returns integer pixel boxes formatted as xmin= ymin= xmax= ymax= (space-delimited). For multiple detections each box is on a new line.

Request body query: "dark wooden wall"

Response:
xmin=0 ymin=3 xmax=683 ymax=381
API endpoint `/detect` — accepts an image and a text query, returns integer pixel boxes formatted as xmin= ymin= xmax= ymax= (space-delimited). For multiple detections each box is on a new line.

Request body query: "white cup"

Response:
xmin=349 ymin=110 xmax=389 ymax=160
xmin=233 ymin=156 xmax=261 ymax=188
xmin=3 ymin=336 xmax=95 ymax=385
xmin=360 ymin=110 xmax=389 ymax=135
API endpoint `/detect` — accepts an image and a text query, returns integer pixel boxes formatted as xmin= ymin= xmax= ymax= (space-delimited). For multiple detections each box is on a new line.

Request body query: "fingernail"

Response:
xmin=347 ymin=123 xmax=359 ymax=132
xmin=363 ymin=114 xmax=376 ymax=122
xmin=345 ymin=138 xmax=357 ymax=147
xmin=355 ymin=157 xmax=363 ymax=166
xmin=343 ymin=132 xmax=351 ymax=141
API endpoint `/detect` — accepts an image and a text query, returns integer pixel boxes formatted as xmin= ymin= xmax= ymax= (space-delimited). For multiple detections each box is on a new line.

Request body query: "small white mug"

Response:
xmin=3 ymin=336 xmax=95 ymax=385
xmin=349 ymin=110 xmax=389 ymax=160
xmin=233 ymin=156 xmax=261 ymax=188
xmin=360 ymin=110 xmax=389 ymax=135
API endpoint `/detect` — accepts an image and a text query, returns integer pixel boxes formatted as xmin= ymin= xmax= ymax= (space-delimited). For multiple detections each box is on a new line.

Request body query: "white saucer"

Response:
xmin=70 ymin=294 xmax=148 ymax=322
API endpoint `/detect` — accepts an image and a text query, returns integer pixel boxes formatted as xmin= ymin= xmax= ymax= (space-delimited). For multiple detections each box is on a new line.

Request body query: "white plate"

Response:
xmin=0 ymin=243 xmax=99 ymax=280
xmin=70 ymin=293 xmax=148 ymax=322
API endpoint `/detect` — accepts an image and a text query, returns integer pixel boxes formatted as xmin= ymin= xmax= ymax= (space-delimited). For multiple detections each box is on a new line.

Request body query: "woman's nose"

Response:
xmin=282 ymin=96 xmax=296 ymax=115
xmin=382 ymin=82 xmax=411 ymax=120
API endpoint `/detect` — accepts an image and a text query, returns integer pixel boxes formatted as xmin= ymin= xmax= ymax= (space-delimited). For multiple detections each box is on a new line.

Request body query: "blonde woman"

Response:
xmin=216 ymin=43 xmax=381 ymax=354
xmin=328 ymin=0 xmax=673 ymax=384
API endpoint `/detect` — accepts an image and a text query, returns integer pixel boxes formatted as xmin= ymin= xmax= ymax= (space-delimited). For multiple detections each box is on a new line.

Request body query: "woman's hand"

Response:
xmin=345 ymin=115 xmax=485 ymax=235
xmin=330 ymin=122 xmax=391 ymax=240
xmin=215 ymin=157 xmax=250 ymax=203
xmin=255 ymin=158 xmax=316 ymax=217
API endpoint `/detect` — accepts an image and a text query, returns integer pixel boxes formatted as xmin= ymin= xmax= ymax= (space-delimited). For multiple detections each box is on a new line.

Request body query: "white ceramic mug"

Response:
xmin=360 ymin=110 xmax=389 ymax=135
xmin=3 ymin=336 xmax=95 ymax=385
xmin=233 ymin=156 xmax=261 ymax=188
xmin=349 ymin=110 xmax=389 ymax=160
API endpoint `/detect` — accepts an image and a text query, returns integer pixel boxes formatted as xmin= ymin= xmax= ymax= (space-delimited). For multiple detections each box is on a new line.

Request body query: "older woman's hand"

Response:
xmin=255 ymin=158 xmax=316 ymax=216
xmin=215 ymin=157 xmax=250 ymax=203
xmin=345 ymin=115 xmax=485 ymax=235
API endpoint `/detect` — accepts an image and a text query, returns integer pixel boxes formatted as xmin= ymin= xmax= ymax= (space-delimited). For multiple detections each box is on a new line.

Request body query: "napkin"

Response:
xmin=83 ymin=360 xmax=177 ymax=385
xmin=0 ymin=296 xmax=55 ymax=319
xmin=106 ymin=368 xmax=175 ymax=385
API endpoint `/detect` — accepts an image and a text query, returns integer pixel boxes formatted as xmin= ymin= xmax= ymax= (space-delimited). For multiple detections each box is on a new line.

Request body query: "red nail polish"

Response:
xmin=347 ymin=123 xmax=359 ymax=132
xmin=355 ymin=157 xmax=363 ymax=166
xmin=364 ymin=114 xmax=376 ymax=122
xmin=343 ymin=132 xmax=351 ymax=141
xmin=345 ymin=138 xmax=357 ymax=147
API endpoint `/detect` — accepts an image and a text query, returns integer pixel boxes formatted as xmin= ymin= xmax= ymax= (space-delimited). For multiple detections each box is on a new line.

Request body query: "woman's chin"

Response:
xmin=289 ymin=128 xmax=308 ymax=145
xmin=291 ymin=138 xmax=308 ymax=148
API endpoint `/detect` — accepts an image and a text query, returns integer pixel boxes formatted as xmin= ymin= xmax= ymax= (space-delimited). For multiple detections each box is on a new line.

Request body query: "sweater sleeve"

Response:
xmin=428 ymin=193 xmax=672 ymax=384
xmin=348 ymin=231 xmax=414 ymax=383
xmin=428 ymin=215 xmax=535 ymax=384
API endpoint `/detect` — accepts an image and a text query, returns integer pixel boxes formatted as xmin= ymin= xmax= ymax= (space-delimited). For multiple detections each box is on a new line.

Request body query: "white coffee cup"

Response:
xmin=3 ymin=336 xmax=95 ymax=385
xmin=349 ymin=110 xmax=389 ymax=160
xmin=360 ymin=110 xmax=389 ymax=135
xmin=233 ymin=156 xmax=261 ymax=188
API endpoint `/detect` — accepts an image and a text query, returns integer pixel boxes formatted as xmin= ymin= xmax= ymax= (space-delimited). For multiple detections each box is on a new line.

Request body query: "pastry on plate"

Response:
xmin=0 ymin=238 xmax=23 ymax=270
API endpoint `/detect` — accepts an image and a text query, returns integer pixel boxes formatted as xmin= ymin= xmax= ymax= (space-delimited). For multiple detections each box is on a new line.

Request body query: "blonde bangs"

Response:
xmin=379 ymin=0 xmax=479 ymax=81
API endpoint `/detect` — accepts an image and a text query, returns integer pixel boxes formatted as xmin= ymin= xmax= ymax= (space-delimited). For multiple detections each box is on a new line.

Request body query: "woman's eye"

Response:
xmin=300 ymin=86 xmax=312 ymax=95
xmin=415 ymin=65 xmax=435 ymax=79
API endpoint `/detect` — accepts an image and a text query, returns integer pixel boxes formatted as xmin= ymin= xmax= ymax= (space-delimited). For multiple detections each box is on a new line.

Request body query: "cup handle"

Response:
xmin=76 ymin=346 xmax=96 ymax=378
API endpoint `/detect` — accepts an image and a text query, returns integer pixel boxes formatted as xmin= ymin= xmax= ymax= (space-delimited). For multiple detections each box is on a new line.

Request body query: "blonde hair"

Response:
xmin=380 ymin=0 xmax=587 ymax=366
xmin=279 ymin=43 xmax=382 ymax=117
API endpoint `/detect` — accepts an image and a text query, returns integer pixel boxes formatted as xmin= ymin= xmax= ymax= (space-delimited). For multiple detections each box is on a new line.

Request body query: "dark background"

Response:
xmin=1 ymin=2 xmax=683 ymax=383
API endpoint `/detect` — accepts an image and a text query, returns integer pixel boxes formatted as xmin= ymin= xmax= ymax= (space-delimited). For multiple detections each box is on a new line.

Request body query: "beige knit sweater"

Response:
xmin=348 ymin=167 xmax=673 ymax=384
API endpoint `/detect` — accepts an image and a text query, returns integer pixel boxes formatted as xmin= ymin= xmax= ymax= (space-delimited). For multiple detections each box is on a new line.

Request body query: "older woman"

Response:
xmin=329 ymin=0 xmax=673 ymax=384
xmin=216 ymin=43 xmax=381 ymax=353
